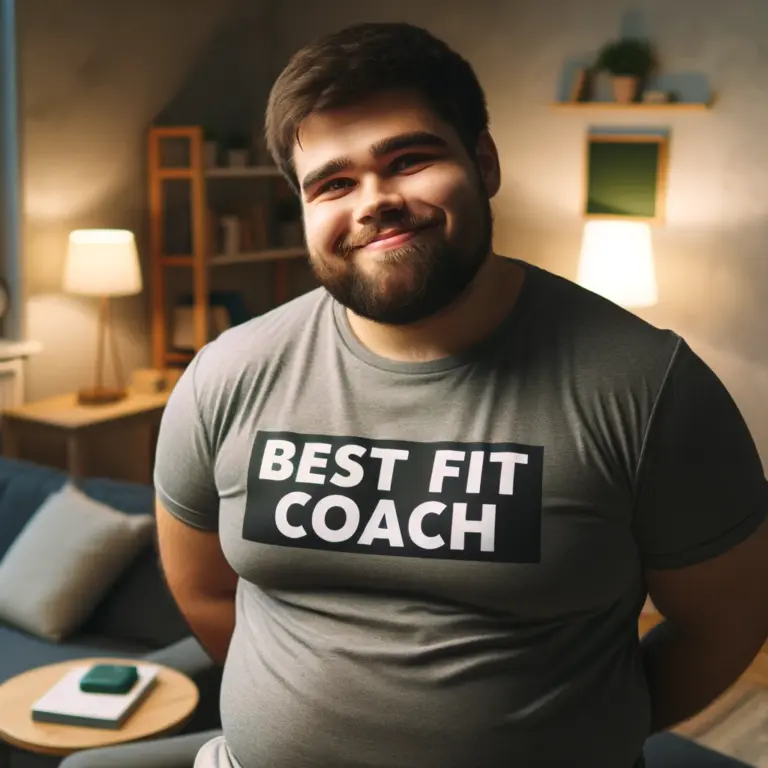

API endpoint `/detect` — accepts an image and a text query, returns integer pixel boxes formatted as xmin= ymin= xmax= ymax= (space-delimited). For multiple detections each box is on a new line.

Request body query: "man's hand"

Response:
xmin=156 ymin=498 xmax=238 ymax=665
xmin=642 ymin=515 xmax=768 ymax=733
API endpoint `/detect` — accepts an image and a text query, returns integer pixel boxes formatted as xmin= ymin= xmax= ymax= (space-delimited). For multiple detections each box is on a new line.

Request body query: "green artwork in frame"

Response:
xmin=584 ymin=129 xmax=669 ymax=221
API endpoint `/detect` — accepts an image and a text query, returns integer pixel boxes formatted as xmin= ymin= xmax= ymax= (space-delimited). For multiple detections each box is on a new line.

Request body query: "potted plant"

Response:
xmin=595 ymin=37 xmax=656 ymax=103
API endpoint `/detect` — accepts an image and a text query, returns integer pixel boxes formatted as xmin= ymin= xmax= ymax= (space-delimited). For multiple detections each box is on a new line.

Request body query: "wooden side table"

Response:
xmin=0 ymin=389 xmax=171 ymax=483
xmin=0 ymin=657 xmax=198 ymax=760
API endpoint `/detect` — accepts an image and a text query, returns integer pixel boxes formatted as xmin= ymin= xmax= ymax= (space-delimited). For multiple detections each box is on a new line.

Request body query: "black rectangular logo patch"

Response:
xmin=243 ymin=431 xmax=543 ymax=563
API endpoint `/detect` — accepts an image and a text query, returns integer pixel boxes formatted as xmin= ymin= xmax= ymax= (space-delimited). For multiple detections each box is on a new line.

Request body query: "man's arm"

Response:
xmin=156 ymin=498 xmax=238 ymax=665
xmin=630 ymin=339 xmax=768 ymax=732
xmin=641 ymin=516 xmax=768 ymax=733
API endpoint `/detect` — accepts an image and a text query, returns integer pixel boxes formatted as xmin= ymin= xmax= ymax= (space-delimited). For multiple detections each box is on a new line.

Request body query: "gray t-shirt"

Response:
xmin=154 ymin=258 xmax=767 ymax=768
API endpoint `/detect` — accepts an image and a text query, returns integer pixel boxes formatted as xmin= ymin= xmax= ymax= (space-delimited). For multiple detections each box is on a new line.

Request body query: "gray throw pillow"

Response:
xmin=0 ymin=482 xmax=154 ymax=641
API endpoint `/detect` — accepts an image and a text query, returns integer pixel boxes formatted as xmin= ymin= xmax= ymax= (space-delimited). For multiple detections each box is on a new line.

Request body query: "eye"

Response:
xmin=317 ymin=178 xmax=354 ymax=196
xmin=390 ymin=153 xmax=433 ymax=173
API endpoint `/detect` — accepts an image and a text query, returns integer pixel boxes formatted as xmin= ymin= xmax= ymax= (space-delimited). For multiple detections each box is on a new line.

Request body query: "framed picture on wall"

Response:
xmin=583 ymin=129 xmax=669 ymax=222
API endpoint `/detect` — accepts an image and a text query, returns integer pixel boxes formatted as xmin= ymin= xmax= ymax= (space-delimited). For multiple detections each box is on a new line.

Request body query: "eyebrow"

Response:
xmin=300 ymin=131 xmax=449 ymax=195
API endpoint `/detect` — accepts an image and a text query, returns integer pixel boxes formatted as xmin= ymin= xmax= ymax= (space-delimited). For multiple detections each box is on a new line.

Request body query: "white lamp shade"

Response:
xmin=576 ymin=220 xmax=658 ymax=308
xmin=64 ymin=229 xmax=143 ymax=296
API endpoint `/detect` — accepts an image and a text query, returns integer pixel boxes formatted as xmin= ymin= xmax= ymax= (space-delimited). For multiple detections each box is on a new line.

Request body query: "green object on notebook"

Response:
xmin=79 ymin=664 xmax=139 ymax=694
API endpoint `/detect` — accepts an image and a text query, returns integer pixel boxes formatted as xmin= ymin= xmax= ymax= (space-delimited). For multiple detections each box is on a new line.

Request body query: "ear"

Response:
xmin=474 ymin=131 xmax=501 ymax=198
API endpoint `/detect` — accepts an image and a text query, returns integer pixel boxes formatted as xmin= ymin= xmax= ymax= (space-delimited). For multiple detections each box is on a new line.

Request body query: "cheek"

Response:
xmin=405 ymin=167 xmax=476 ymax=220
xmin=406 ymin=168 xmax=480 ymax=235
xmin=303 ymin=206 xmax=346 ymax=252
xmin=406 ymin=167 xmax=467 ymax=209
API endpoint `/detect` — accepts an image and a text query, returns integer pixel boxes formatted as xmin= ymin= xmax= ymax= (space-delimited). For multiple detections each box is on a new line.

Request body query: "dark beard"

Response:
xmin=309 ymin=195 xmax=494 ymax=326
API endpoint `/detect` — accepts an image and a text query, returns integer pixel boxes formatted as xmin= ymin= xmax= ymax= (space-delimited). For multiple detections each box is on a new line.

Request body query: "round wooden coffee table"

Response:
xmin=0 ymin=657 xmax=199 ymax=757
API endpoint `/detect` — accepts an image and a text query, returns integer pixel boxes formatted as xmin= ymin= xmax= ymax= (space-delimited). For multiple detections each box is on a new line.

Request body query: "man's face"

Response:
xmin=293 ymin=89 xmax=497 ymax=325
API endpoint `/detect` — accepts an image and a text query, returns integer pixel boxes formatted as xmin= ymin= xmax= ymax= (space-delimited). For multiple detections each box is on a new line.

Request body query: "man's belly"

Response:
xmin=212 ymin=597 xmax=651 ymax=768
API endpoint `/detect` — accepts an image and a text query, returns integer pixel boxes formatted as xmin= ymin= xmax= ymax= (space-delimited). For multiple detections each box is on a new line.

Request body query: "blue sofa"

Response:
xmin=59 ymin=730 xmax=756 ymax=768
xmin=0 ymin=457 xmax=222 ymax=767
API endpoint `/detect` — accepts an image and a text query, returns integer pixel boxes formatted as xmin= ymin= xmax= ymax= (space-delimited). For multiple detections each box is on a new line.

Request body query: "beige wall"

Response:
xmin=272 ymin=0 xmax=768 ymax=470
xmin=16 ymin=0 xmax=767 ymax=474
xmin=18 ymin=0 xmax=276 ymax=401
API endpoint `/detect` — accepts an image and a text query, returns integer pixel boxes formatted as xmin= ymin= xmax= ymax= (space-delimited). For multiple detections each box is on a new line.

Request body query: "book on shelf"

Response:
xmin=207 ymin=204 xmax=271 ymax=257
xmin=239 ymin=204 xmax=270 ymax=251
xmin=31 ymin=664 xmax=159 ymax=730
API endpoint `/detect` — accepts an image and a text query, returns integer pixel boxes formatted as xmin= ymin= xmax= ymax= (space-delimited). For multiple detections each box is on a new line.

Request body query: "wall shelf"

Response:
xmin=209 ymin=248 xmax=306 ymax=267
xmin=205 ymin=165 xmax=282 ymax=179
xmin=164 ymin=350 xmax=194 ymax=364
xmin=160 ymin=248 xmax=306 ymax=269
xmin=155 ymin=165 xmax=283 ymax=182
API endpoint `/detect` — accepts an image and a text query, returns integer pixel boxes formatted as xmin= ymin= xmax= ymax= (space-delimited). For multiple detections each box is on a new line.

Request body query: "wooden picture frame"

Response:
xmin=583 ymin=130 xmax=669 ymax=222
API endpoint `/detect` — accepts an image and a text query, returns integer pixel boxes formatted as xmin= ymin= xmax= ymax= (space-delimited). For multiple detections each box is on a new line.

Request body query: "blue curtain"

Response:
xmin=0 ymin=0 xmax=21 ymax=340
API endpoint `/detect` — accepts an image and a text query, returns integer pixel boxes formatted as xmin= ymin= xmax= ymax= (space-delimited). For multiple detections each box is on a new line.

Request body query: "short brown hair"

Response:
xmin=264 ymin=22 xmax=490 ymax=193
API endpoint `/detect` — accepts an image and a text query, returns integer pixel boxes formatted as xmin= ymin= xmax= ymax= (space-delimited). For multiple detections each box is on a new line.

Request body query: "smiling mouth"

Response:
xmin=360 ymin=225 xmax=432 ymax=252
xmin=365 ymin=231 xmax=416 ymax=251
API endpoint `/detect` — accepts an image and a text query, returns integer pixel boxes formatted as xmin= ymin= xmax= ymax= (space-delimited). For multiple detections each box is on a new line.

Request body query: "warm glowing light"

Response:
xmin=577 ymin=220 xmax=658 ymax=307
xmin=63 ymin=229 xmax=142 ymax=296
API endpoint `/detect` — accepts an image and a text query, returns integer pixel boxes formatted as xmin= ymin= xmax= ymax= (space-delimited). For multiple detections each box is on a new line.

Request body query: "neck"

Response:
xmin=345 ymin=253 xmax=526 ymax=363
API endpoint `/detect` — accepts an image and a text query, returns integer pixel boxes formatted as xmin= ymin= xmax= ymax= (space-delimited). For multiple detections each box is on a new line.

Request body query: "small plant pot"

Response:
xmin=611 ymin=75 xmax=639 ymax=103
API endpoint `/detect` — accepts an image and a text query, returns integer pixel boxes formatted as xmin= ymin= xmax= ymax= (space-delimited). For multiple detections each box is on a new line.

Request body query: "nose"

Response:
xmin=353 ymin=174 xmax=405 ymax=224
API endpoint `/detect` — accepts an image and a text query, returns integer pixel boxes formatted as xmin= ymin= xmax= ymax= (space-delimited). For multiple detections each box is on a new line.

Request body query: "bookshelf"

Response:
xmin=205 ymin=166 xmax=283 ymax=179
xmin=147 ymin=126 xmax=306 ymax=370
xmin=159 ymin=247 xmax=307 ymax=269
xmin=208 ymin=248 xmax=307 ymax=267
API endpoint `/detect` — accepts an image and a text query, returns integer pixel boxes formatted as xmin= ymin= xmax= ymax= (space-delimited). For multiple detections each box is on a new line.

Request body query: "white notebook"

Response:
xmin=31 ymin=664 xmax=159 ymax=729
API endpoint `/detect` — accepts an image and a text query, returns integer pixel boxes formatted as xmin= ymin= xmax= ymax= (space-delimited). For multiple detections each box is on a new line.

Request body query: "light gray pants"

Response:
xmin=191 ymin=735 xmax=648 ymax=768
xmin=194 ymin=735 xmax=242 ymax=768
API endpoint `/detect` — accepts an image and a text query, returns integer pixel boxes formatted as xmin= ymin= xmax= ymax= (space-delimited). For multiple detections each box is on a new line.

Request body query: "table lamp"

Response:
xmin=63 ymin=229 xmax=143 ymax=405
xmin=576 ymin=220 xmax=658 ymax=308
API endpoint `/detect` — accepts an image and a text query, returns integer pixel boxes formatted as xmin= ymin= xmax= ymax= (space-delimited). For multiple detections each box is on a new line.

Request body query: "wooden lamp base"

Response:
xmin=79 ymin=296 xmax=128 ymax=407
xmin=76 ymin=386 xmax=127 ymax=406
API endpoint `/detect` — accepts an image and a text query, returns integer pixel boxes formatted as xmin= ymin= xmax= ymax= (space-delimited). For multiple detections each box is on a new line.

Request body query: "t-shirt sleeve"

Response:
xmin=632 ymin=338 xmax=767 ymax=569
xmin=153 ymin=349 xmax=219 ymax=532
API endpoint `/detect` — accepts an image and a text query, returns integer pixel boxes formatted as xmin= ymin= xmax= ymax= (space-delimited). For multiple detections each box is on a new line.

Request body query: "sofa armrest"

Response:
xmin=144 ymin=636 xmax=223 ymax=733
xmin=58 ymin=729 xmax=223 ymax=768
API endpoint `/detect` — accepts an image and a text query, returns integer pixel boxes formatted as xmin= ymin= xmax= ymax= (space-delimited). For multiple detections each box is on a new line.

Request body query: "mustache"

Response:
xmin=338 ymin=212 xmax=442 ymax=254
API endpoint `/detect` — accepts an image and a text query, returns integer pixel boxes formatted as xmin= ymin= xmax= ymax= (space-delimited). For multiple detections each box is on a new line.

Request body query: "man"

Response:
xmin=154 ymin=21 xmax=768 ymax=768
